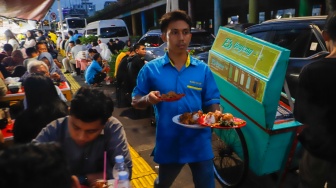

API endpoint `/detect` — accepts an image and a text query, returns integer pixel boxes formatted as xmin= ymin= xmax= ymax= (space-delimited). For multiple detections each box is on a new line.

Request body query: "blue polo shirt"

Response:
xmin=85 ymin=60 xmax=102 ymax=84
xmin=132 ymin=53 xmax=220 ymax=164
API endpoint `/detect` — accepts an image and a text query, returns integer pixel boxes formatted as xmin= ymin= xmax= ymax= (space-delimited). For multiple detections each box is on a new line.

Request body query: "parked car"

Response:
xmin=200 ymin=16 xmax=329 ymax=99
xmin=138 ymin=28 xmax=215 ymax=60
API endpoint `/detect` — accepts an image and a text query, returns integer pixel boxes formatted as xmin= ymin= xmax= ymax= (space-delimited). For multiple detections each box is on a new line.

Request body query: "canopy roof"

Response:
xmin=0 ymin=0 xmax=55 ymax=21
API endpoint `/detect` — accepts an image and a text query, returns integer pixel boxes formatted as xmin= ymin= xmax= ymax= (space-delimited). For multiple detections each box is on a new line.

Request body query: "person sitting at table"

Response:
xmin=23 ymin=47 xmax=38 ymax=68
xmin=85 ymin=53 xmax=109 ymax=87
xmin=20 ymin=52 xmax=67 ymax=83
xmin=13 ymin=74 xmax=68 ymax=144
xmin=33 ymin=87 xmax=132 ymax=186
xmin=20 ymin=60 xmax=67 ymax=105
xmin=1 ymin=50 xmax=26 ymax=77
xmin=0 ymin=142 xmax=81 ymax=188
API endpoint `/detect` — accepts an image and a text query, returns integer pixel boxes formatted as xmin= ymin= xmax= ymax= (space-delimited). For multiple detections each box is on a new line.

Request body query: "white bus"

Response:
xmin=61 ymin=17 xmax=87 ymax=36
xmin=84 ymin=19 xmax=130 ymax=43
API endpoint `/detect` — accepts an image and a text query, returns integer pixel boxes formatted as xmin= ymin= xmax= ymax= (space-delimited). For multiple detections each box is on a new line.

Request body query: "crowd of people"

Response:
xmin=1 ymin=8 xmax=335 ymax=188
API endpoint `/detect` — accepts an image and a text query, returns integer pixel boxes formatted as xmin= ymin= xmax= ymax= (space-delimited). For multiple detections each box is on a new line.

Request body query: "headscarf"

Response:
xmin=99 ymin=43 xmax=112 ymax=61
xmin=37 ymin=52 xmax=57 ymax=73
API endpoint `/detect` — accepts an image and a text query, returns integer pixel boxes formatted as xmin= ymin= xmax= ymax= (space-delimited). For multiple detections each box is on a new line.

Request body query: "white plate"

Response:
xmin=172 ymin=115 xmax=205 ymax=129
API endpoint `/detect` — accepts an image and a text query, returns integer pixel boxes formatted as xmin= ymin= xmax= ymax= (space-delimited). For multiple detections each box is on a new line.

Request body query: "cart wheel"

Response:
xmin=212 ymin=128 xmax=249 ymax=187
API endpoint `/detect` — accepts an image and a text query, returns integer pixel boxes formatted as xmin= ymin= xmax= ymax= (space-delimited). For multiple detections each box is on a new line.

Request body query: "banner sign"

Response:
xmin=0 ymin=0 xmax=55 ymax=20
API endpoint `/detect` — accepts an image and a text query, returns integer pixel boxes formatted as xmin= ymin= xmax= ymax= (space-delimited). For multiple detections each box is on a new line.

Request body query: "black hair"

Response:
xmin=159 ymin=10 xmax=192 ymax=32
xmin=75 ymin=39 xmax=81 ymax=44
xmin=70 ymin=87 xmax=114 ymax=124
xmin=23 ymin=74 xmax=62 ymax=109
xmin=25 ymin=47 xmax=38 ymax=57
xmin=93 ymin=53 xmax=101 ymax=60
xmin=35 ymin=41 xmax=47 ymax=50
xmin=88 ymin=48 xmax=98 ymax=53
xmin=26 ymin=30 xmax=36 ymax=41
xmin=93 ymin=41 xmax=98 ymax=46
xmin=69 ymin=41 xmax=75 ymax=45
xmin=74 ymin=30 xmax=78 ymax=34
xmin=133 ymin=43 xmax=144 ymax=51
xmin=3 ymin=44 xmax=13 ymax=52
xmin=37 ymin=30 xmax=43 ymax=34
xmin=128 ymin=46 xmax=134 ymax=52
xmin=68 ymin=30 xmax=73 ymax=36
xmin=14 ymin=75 xmax=68 ymax=143
xmin=0 ymin=142 xmax=73 ymax=188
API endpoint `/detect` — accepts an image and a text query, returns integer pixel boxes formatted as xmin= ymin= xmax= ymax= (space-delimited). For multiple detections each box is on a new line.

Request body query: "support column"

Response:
xmin=214 ymin=0 xmax=222 ymax=35
xmin=248 ymin=0 xmax=258 ymax=23
xmin=166 ymin=0 xmax=179 ymax=12
xmin=141 ymin=12 xmax=147 ymax=35
xmin=131 ymin=14 xmax=137 ymax=36
xmin=188 ymin=0 xmax=194 ymax=22
xmin=299 ymin=0 xmax=312 ymax=16
xmin=153 ymin=9 xmax=158 ymax=28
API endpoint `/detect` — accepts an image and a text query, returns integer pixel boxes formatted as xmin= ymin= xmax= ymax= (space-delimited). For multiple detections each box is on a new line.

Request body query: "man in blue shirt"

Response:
xmin=85 ymin=53 xmax=109 ymax=87
xmin=132 ymin=10 xmax=220 ymax=188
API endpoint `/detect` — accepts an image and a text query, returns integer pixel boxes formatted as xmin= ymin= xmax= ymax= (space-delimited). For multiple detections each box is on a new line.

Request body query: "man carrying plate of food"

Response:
xmin=131 ymin=10 xmax=220 ymax=188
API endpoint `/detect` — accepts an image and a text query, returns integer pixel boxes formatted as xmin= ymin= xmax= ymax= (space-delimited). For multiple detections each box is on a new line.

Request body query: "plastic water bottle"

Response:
xmin=117 ymin=171 xmax=130 ymax=188
xmin=112 ymin=155 xmax=129 ymax=179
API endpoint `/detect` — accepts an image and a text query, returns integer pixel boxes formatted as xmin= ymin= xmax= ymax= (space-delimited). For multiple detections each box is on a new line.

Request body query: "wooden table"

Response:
xmin=0 ymin=82 xmax=72 ymax=102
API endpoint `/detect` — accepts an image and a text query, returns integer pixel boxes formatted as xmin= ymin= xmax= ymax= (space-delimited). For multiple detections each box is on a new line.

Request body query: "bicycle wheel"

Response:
xmin=212 ymin=128 xmax=249 ymax=187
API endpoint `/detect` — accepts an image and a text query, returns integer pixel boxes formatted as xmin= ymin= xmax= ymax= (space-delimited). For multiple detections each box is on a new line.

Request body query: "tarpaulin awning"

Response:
xmin=0 ymin=0 xmax=55 ymax=21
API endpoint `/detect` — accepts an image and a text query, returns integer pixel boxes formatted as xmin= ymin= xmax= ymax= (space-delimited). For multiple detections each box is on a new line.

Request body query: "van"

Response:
xmin=84 ymin=19 xmax=130 ymax=44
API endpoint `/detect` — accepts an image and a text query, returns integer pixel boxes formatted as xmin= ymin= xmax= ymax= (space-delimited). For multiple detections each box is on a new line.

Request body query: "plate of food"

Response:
xmin=172 ymin=110 xmax=246 ymax=129
xmin=197 ymin=111 xmax=246 ymax=129
xmin=172 ymin=111 xmax=205 ymax=129
xmin=159 ymin=91 xmax=185 ymax=102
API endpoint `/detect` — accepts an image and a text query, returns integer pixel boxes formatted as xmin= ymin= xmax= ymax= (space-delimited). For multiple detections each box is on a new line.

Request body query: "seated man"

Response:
xmin=62 ymin=41 xmax=75 ymax=74
xmin=0 ymin=142 xmax=81 ymax=188
xmin=33 ymin=87 xmax=132 ymax=186
xmin=23 ymin=47 xmax=38 ymax=68
xmin=85 ymin=53 xmax=109 ymax=87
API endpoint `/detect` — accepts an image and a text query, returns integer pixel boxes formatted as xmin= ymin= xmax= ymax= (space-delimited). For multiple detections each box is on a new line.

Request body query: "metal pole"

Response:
xmin=166 ymin=0 xmax=171 ymax=13
xmin=214 ymin=0 xmax=222 ymax=35
xmin=171 ymin=0 xmax=179 ymax=11
xmin=58 ymin=0 xmax=65 ymax=40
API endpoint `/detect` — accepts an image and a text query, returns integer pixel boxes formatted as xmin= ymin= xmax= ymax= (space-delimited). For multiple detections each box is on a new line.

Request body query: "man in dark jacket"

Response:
xmin=294 ymin=11 xmax=336 ymax=188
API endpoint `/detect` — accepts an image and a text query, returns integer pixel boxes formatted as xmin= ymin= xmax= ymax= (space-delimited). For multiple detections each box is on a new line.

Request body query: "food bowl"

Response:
xmin=9 ymin=88 xmax=19 ymax=93
xmin=8 ymin=82 xmax=21 ymax=93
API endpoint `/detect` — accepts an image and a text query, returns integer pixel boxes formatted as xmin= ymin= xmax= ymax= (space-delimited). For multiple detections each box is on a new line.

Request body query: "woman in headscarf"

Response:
xmin=99 ymin=42 xmax=112 ymax=61
xmin=37 ymin=52 xmax=66 ymax=82
xmin=20 ymin=52 xmax=66 ymax=83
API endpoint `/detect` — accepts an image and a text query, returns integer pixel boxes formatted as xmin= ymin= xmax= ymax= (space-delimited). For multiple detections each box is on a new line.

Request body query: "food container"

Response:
xmin=8 ymin=82 xmax=22 ymax=93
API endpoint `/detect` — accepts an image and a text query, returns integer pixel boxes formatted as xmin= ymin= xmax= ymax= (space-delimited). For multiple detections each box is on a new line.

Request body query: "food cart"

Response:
xmin=208 ymin=27 xmax=302 ymax=187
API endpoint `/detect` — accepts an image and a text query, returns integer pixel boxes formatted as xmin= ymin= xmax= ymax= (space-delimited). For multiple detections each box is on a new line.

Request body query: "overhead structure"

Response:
xmin=166 ymin=0 xmax=179 ymax=12
xmin=0 ymin=0 xmax=55 ymax=20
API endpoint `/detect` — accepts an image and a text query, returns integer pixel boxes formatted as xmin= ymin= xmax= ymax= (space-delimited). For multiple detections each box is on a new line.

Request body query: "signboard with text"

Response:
xmin=209 ymin=27 xmax=290 ymax=128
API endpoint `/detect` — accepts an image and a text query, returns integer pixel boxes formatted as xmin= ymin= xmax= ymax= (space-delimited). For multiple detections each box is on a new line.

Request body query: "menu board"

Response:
xmin=211 ymin=28 xmax=281 ymax=78
xmin=210 ymin=27 xmax=291 ymax=128
xmin=209 ymin=51 xmax=266 ymax=102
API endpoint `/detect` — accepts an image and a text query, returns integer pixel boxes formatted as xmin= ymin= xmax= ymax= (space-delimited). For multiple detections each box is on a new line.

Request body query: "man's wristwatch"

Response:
xmin=78 ymin=175 xmax=89 ymax=186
